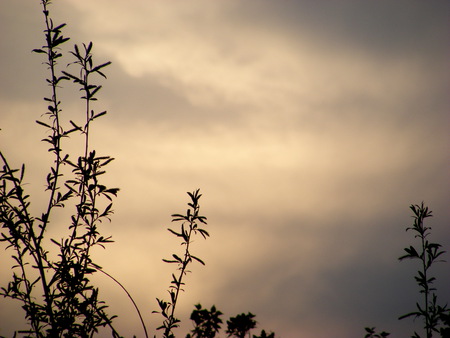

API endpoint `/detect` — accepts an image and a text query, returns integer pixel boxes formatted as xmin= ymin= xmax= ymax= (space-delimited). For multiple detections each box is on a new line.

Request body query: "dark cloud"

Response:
xmin=228 ymin=0 xmax=449 ymax=59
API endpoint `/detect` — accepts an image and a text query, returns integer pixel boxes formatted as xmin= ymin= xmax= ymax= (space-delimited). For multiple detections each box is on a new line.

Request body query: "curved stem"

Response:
xmin=419 ymin=219 xmax=431 ymax=338
xmin=97 ymin=268 xmax=149 ymax=338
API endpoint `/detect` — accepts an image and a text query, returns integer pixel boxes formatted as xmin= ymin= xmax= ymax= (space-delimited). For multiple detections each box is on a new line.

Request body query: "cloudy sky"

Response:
xmin=1 ymin=0 xmax=449 ymax=337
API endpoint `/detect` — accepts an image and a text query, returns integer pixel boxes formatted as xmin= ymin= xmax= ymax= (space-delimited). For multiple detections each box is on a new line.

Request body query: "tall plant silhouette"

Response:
xmin=399 ymin=203 xmax=450 ymax=338
xmin=0 ymin=0 xmax=119 ymax=336
xmin=154 ymin=190 xmax=209 ymax=337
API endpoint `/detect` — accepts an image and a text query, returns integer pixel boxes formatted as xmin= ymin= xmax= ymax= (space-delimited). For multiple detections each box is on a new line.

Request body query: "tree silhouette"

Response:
xmin=226 ymin=312 xmax=257 ymax=338
xmin=186 ymin=303 xmax=223 ymax=338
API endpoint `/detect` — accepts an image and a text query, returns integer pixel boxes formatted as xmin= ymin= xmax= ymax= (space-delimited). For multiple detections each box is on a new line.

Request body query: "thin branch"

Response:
xmin=97 ymin=267 xmax=149 ymax=338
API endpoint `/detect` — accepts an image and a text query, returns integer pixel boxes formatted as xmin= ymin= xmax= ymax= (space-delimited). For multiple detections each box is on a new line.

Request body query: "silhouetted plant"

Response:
xmin=0 ymin=0 xmax=120 ymax=336
xmin=439 ymin=312 xmax=450 ymax=338
xmin=226 ymin=312 xmax=257 ymax=338
xmin=154 ymin=190 xmax=209 ymax=337
xmin=399 ymin=203 xmax=450 ymax=338
xmin=185 ymin=305 xmax=274 ymax=338
xmin=364 ymin=327 xmax=390 ymax=338
xmin=252 ymin=329 xmax=275 ymax=338
xmin=186 ymin=303 xmax=223 ymax=338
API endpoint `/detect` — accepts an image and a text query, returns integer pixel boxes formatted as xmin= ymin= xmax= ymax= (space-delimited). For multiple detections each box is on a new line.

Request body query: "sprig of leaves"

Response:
xmin=154 ymin=189 xmax=209 ymax=337
xmin=398 ymin=203 xmax=449 ymax=338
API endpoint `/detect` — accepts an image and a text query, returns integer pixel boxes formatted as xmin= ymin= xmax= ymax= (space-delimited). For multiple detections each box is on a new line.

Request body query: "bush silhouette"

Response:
xmin=186 ymin=304 xmax=223 ymax=338
xmin=1 ymin=1 xmax=118 ymax=336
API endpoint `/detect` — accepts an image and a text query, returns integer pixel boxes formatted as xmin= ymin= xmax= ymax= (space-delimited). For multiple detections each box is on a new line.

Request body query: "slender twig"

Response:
xmin=156 ymin=190 xmax=209 ymax=337
xmin=97 ymin=267 xmax=149 ymax=338
xmin=165 ymin=226 xmax=193 ymax=336
xmin=399 ymin=203 xmax=448 ymax=337
xmin=38 ymin=0 xmax=63 ymax=242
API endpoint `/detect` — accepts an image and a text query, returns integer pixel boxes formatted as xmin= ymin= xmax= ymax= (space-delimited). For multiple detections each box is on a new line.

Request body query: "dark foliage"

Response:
xmin=1 ymin=0 xmax=119 ymax=336
xmin=154 ymin=190 xmax=209 ymax=337
xmin=253 ymin=329 xmax=275 ymax=338
xmin=226 ymin=312 xmax=257 ymax=338
xmin=364 ymin=327 xmax=390 ymax=338
xmin=186 ymin=304 xmax=223 ymax=338
xmin=399 ymin=203 xmax=450 ymax=338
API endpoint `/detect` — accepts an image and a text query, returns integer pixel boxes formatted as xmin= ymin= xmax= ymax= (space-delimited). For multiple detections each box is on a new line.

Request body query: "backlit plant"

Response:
xmin=398 ymin=203 xmax=450 ymax=338
xmin=0 ymin=0 xmax=118 ymax=336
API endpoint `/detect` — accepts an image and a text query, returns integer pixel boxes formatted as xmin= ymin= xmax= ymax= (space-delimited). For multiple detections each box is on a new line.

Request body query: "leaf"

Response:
xmin=53 ymin=36 xmax=69 ymax=47
xmin=197 ymin=228 xmax=210 ymax=239
xmin=19 ymin=164 xmax=25 ymax=182
xmin=73 ymin=43 xmax=81 ymax=58
xmin=61 ymin=71 xmax=81 ymax=83
xmin=171 ymin=213 xmax=186 ymax=221
xmin=365 ymin=327 xmax=375 ymax=334
xmin=168 ymin=228 xmax=182 ymax=238
xmin=399 ymin=310 xmax=421 ymax=320
xmin=92 ymin=110 xmax=107 ymax=120
xmin=191 ymin=255 xmax=205 ymax=265
xmin=172 ymin=254 xmax=183 ymax=263
xmin=162 ymin=259 xmax=178 ymax=264
xmin=53 ymin=23 xmax=67 ymax=31
xmin=86 ymin=41 xmax=93 ymax=54
xmin=50 ymin=238 xmax=61 ymax=247
xmin=32 ymin=48 xmax=46 ymax=54
xmin=100 ymin=203 xmax=113 ymax=217
xmin=399 ymin=246 xmax=420 ymax=260
xmin=91 ymin=61 xmax=112 ymax=77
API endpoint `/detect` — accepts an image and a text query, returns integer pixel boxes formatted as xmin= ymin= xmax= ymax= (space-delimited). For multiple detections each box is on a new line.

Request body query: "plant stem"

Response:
xmin=97 ymin=268 xmax=149 ymax=338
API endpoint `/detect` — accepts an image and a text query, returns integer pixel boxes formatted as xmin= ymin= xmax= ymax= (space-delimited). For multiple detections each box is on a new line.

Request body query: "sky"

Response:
xmin=0 ymin=0 xmax=449 ymax=337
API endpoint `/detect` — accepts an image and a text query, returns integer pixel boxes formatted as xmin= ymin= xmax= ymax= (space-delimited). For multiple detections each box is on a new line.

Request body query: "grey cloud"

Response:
xmin=0 ymin=1 xmax=46 ymax=102
xmin=227 ymin=0 xmax=449 ymax=59
xmin=102 ymin=64 xmax=246 ymax=128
